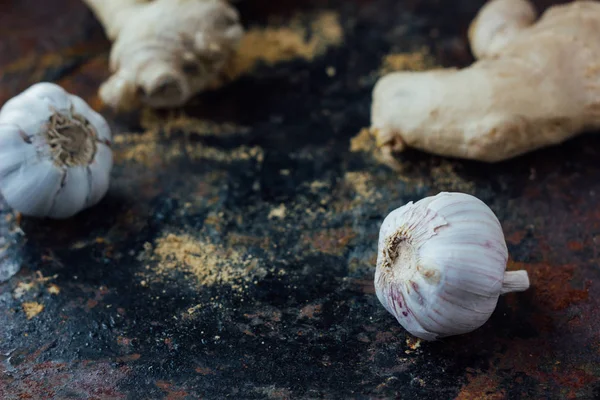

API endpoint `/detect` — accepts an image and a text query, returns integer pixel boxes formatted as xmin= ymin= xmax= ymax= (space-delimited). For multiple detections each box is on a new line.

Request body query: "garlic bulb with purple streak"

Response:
xmin=374 ymin=192 xmax=529 ymax=341
xmin=0 ymin=82 xmax=113 ymax=219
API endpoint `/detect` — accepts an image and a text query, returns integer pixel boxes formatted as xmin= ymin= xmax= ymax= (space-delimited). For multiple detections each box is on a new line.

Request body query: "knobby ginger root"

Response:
xmin=83 ymin=0 xmax=243 ymax=110
xmin=371 ymin=0 xmax=600 ymax=163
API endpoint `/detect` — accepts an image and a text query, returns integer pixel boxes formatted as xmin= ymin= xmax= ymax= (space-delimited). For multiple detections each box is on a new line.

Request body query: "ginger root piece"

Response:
xmin=83 ymin=0 xmax=243 ymax=110
xmin=371 ymin=0 xmax=600 ymax=163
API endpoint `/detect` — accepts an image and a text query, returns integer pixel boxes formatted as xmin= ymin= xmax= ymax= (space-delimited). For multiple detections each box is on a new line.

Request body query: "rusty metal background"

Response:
xmin=1 ymin=0 xmax=599 ymax=398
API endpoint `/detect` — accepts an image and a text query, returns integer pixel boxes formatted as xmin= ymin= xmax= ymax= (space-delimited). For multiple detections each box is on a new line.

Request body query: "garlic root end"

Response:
xmin=500 ymin=270 xmax=530 ymax=294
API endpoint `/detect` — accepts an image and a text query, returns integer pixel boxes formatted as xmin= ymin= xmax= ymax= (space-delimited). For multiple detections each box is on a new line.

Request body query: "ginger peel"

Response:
xmin=82 ymin=0 xmax=243 ymax=110
xmin=371 ymin=0 xmax=600 ymax=163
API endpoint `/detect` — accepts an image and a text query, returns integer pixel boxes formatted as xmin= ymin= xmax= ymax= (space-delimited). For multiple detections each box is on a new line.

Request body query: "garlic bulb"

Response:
xmin=0 ymin=82 xmax=113 ymax=219
xmin=374 ymin=192 xmax=529 ymax=341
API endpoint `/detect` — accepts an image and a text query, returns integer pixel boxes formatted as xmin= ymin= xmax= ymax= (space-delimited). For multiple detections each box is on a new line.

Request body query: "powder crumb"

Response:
xmin=139 ymin=109 xmax=250 ymax=139
xmin=114 ymin=130 xmax=261 ymax=168
xmin=309 ymin=180 xmax=329 ymax=193
xmin=350 ymin=128 xmax=378 ymax=154
xmin=22 ymin=301 xmax=44 ymax=320
xmin=187 ymin=304 xmax=202 ymax=315
xmin=268 ymin=204 xmax=287 ymax=220
xmin=224 ymin=11 xmax=344 ymax=80
xmin=13 ymin=282 xmax=35 ymax=299
xmin=149 ymin=233 xmax=266 ymax=292
xmin=380 ymin=47 xmax=438 ymax=75
xmin=406 ymin=337 xmax=422 ymax=351
xmin=47 ymin=284 xmax=61 ymax=295
xmin=344 ymin=172 xmax=380 ymax=201
xmin=113 ymin=110 xmax=251 ymax=167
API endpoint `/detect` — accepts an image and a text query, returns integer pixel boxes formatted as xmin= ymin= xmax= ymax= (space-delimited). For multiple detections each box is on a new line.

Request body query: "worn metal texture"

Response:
xmin=1 ymin=0 xmax=599 ymax=399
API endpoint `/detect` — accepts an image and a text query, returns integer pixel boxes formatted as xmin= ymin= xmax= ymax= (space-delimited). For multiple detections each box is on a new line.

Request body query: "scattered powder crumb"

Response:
xmin=148 ymin=233 xmax=267 ymax=292
xmin=351 ymin=130 xmax=476 ymax=192
xmin=139 ymin=109 xmax=250 ymax=139
xmin=379 ymin=47 xmax=438 ymax=75
xmin=224 ymin=11 xmax=344 ymax=80
xmin=184 ymin=144 xmax=264 ymax=164
xmin=187 ymin=304 xmax=203 ymax=315
xmin=268 ymin=204 xmax=287 ymax=220
xmin=114 ymin=128 xmax=260 ymax=168
xmin=344 ymin=172 xmax=380 ymax=201
xmin=350 ymin=128 xmax=378 ymax=154
xmin=13 ymin=272 xmax=58 ymax=298
xmin=13 ymin=282 xmax=35 ymax=299
xmin=113 ymin=110 xmax=253 ymax=167
xmin=406 ymin=337 xmax=422 ymax=351
xmin=309 ymin=180 xmax=330 ymax=193
xmin=47 ymin=284 xmax=61 ymax=295
xmin=22 ymin=301 xmax=44 ymax=320
xmin=113 ymin=133 xmax=182 ymax=166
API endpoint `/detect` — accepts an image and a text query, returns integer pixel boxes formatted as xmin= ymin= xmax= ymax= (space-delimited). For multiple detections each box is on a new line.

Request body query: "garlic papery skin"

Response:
xmin=0 ymin=82 xmax=113 ymax=219
xmin=374 ymin=192 xmax=529 ymax=341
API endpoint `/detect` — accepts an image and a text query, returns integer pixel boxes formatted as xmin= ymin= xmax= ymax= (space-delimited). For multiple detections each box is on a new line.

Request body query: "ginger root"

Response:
xmin=371 ymin=0 xmax=600 ymax=163
xmin=83 ymin=0 xmax=243 ymax=110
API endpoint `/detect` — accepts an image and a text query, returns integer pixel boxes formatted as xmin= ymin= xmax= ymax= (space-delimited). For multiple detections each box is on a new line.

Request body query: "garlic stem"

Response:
xmin=500 ymin=270 xmax=530 ymax=294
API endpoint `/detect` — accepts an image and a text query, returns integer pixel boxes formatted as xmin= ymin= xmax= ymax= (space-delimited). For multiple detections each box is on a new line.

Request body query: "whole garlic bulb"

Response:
xmin=0 ymin=82 xmax=113 ymax=219
xmin=374 ymin=192 xmax=529 ymax=341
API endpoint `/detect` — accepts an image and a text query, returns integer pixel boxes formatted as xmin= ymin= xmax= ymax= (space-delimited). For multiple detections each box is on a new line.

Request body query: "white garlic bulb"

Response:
xmin=374 ymin=192 xmax=529 ymax=341
xmin=0 ymin=82 xmax=113 ymax=219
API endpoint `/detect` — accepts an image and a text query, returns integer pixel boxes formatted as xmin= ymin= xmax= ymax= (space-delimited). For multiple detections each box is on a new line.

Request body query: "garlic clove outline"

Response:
xmin=1 ymin=159 xmax=63 ymax=218
xmin=0 ymin=82 xmax=113 ymax=219
xmin=374 ymin=191 xmax=530 ymax=341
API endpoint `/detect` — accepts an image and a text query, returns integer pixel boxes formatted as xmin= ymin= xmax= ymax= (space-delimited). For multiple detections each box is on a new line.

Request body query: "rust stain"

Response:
xmin=347 ymin=278 xmax=376 ymax=294
xmin=1 ymin=43 xmax=106 ymax=75
xmin=55 ymin=55 xmax=109 ymax=110
xmin=244 ymin=309 xmax=282 ymax=322
xmin=374 ymin=331 xmax=395 ymax=344
xmin=299 ymin=304 xmax=322 ymax=319
xmin=301 ymin=227 xmax=356 ymax=256
xmin=456 ymin=370 xmax=505 ymax=400
xmin=117 ymin=336 xmax=133 ymax=347
xmin=86 ymin=299 xmax=99 ymax=309
xmin=0 ymin=360 xmax=127 ymax=399
xmin=567 ymin=241 xmax=584 ymax=251
xmin=195 ymin=366 xmax=215 ymax=375
xmin=457 ymin=336 xmax=600 ymax=399
xmin=506 ymin=230 xmax=527 ymax=245
xmin=116 ymin=354 xmax=141 ymax=363
xmin=155 ymin=381 xmax=189 ymax=400
xmin=507 ymin=261 xmax=590 ymax=311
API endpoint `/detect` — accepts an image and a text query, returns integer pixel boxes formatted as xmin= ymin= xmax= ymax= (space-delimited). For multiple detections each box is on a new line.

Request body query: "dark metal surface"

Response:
xmin=1 ymin=0 xmax=599 ymax=398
